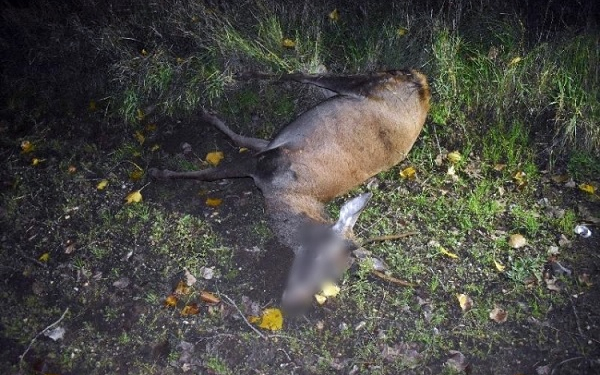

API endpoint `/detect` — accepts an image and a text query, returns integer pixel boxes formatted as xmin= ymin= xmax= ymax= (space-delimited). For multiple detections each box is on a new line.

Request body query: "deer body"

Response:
xmin=151 ymin=70 xmax=430 ymax=310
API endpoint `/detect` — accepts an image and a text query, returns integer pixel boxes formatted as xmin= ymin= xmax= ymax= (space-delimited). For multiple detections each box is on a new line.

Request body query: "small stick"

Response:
xmin=222 ymin=294 xmax=266 ymax=339
xmin=372 ymin=270 xmax=416 ymax=287
xmin=20 ymin=307 xmax=70 ymax=366
xmin=364 ymin=231 xmax=418 ymax=244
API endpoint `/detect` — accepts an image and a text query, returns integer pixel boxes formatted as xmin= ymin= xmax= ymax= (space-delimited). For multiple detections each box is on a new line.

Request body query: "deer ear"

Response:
xmin=332 ymin=193 xmax=372 ymax=235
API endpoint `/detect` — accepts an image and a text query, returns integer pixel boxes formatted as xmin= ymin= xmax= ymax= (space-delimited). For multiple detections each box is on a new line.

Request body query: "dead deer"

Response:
xmin=150 ymin=69 xmax=430 ymax=311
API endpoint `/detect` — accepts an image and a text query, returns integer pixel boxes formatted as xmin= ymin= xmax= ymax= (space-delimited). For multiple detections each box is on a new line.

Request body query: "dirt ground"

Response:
xmin=1 ymin=113 xmax=599 ymax=375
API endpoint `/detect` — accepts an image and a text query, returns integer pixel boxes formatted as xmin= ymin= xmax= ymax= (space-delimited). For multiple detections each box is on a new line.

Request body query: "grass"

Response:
xmin=1 ymin=1 xmax=599 ymax=374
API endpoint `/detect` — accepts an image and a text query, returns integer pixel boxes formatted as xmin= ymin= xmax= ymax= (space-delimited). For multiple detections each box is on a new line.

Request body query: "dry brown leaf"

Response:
xmin=173 ymin=280 xmax=192 ymax=296
xmin=489 ymin=306 xmax=508 ymax=323
xmin=21 ymin=140 xmax=35 ymax=153
xmin=551 ymin=174 xmax=570 ymax=183
xmin=164 ymin=294 xmax=178 ymax=307
xmin=200 ymin=291 xmax=220 ymax=304
xmin=181 ymin=303 xmax=200 ymax=316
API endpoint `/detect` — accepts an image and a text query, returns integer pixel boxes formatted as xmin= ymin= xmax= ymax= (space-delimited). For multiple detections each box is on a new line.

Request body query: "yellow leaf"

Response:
xmin=253 ymin=308 xmax=283 ymax=331
xmin=145 ymin=123 xmax=157 ymax=132
xmin=39 ymin=252 xmax=50 ymax=262
xmin=31 ymin=158 xmax=44 ymax=166
xmin=174 ymin=280 xmax=192 ymax=296
xmin=494 ymin=259 xmax=506 ymax=272
xmin=136 ymin=108 xmax=145 ymax=121
xmin=164 ymin=294 xmax=178 ymax=307
xmin=282 ymin=38 xmax=296 ymax=48
xmin=176 ymin=57 xmax=184 ymax=64
xmin=457 ymin=293 xmax=473 ymax=312
xmin=206 ymin=151 xmax=224 ymax=166
xmin=129 ymin=170 xmax=144 ymax=181
xmin=21 ymin=140 xmax=35 ymax=153
xmin=321 ymin=282 xmax=340 ymax=297
xmin=151 ymin=144 xmax=160 ymax=152
xmin=181 ymin=303 xmax=200 ymax=316
xmin=397 ymin=27 xmax=408 ymax=36
xmin=97 ymin=179 xmax=109 ymax=190
xmin=125 ymin=190 xmax=143 ymax=204
xmin=508 ymin=56 xmax=522 ymax=66
xmin=447 ymin=151 xmax=462 ymax=163
xmin=141 ymin=49 xmax=148 ymax=56
xmin=314 ymin=294 xmax=327 ymax=305
xmin=328 ymin=8 xmax=339 ymax=21
xmin=439 ymin=246 xmax=458 ymax=259
xmin=239 ymin=147 xmax=249 ymax=153
xmin=400 ymin=166 xmax=416 ymax=180
xmin=205 ymin=197 xmax=223 ymax=207
xmin=579 ymin=183 xmax=596 ymax=194
xmin=134 ymin=130 xmax=145 ymax=145
xmin=508 ymin=233 xmax=527 ymax=249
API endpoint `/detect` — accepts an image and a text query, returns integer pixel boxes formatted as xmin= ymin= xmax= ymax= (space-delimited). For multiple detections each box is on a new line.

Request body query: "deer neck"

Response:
xmin=263 ymin=193 xmax=329 ymax=250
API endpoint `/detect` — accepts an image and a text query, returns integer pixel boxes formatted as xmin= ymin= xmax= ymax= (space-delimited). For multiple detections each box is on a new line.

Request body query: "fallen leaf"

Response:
xmin=579 ymin=183 xmax=596 ymax=194
xmin=200 ymin=291 xmax=220 ymax=304
xmin=457 ymin=293 xmax=473 ymax=312
xmin=134 ymin=130 xmax=145 ymax=145
xmin=97 ymin=180 xmax=109 ymax=190
xmin=145 ymin=123 xmax=157 ymax=132
xmin=314 ymin=294 xmax=327 ymax=305
xmin=205 ymin=197 xmax=222 ymax=207
xmin=174 ymin=280 xmax=192 ymax=296
xmin=129 ymin=169 xmax=144 ymax=181
xmin=447 ymin=165 xmax=456 ymax=177
xmin=397 ymin=27 xmax=408 ymax=36
xmin=125 ymin=190 xmax=142 ymax=204
xmin=21 ymin=140 xmax=35 ymax=153
xmin=508 ymin=56 xmax=522 ymax=66
xmin=39 ymin=252 xmax=50 ymax=262
xmin=494 ymin=259 xmax=506 ymax=272
xmin=400 ymin=166 xmax=416 ymax=180
xmin=181 ymin=303 xmax=201 ymax=316
xmin=513 ymin=171 xmax=527 ymax=188
xmin=250 ymin=308 xmax=283 ymax=331
xmin=447 ymin=151 xmax=462 ymax=163
xmin=239 ymin=147 xmax=249 ymax=153
xmin=545 ymin=277 xmax=561 ymax=292
xmin=198 ymin=266 xmax=215 ymax=280
xmin=281 ymin=38 xmax=296 ymax=48
xmin=136 ymin=108 xmax=145 ymax=120
xmin=205 ymin=151 xmax=224 ymax=166
xmin=489 ymin=306 xmax=508 ymax=323
xmin=439 ymin=246 xmax=459 ymax=259
xmin=184 ymin=268 xmax=197 ymax=286
xmin=508 ymin=234 xmax=527 ymax=249
xmin=31 ymin=158 xmax=44 ymax=166
xmin=112 ymin=277 xmax=130 ymax=289
xmin=550 ymin=174 xmax=569 ymax=183
xmin=44 ymin=327 xmax=66 ymax=341
xmin=328 ymin=8 xmax=339 ymax=21
xmin=151 ymin=144 xmax=160 ymax=151
xmin=67 ymin=165 xmax=77 ymax=173
xmin=320 ymin=282 xmax=340 ymax=297
xmin=164 ymin=294 xmax=178 ymax=307
xmin=493 ymin=163 xmax=506 ymax=171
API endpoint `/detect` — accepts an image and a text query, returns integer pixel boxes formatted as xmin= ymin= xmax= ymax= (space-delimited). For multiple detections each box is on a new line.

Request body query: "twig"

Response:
xmin=20 ymin=307 xmax=70 ymax=366
xmin=568 ymin=295 xmax=585 ymax=337
xmin=364 ymin=231 xmax=418 ymax=244
xmin=222 ymin=294 xmax=266 ymax=339
xmin=371 ymin=270 xmax=416 ymax=287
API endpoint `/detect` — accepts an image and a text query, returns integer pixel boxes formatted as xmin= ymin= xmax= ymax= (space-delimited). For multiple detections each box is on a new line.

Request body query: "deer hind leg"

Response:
xmin=150 ymin=157 xmax=257 ymax=181
xmin=201 ymin=111 xmax=269 ymax=151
